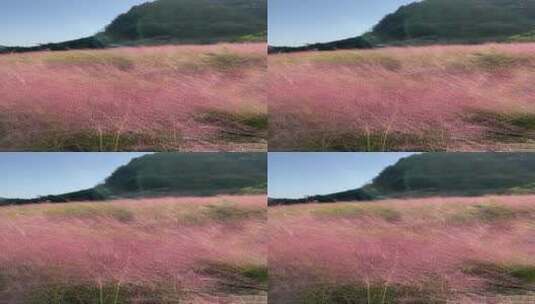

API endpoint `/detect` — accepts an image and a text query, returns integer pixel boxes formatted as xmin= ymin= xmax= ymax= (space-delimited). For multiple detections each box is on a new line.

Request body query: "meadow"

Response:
xmin=269 ymin=43 xmax=535 ymax=151
xmin=0 ymin=195 xmax=267 ymax=304
xmin=0 ymin=43 xmax=266 ymax=152
xmin=269 ymin=195 xmax=535 ymax=303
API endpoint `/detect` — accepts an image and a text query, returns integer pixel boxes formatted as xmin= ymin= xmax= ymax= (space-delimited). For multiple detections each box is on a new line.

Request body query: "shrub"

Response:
xmin=312 ymin=205 xmax=401 ymax=222
xmin=201 ymin=52 xmax=265 ymax=70
xmin=202 ymin=203 xmax=266 ymax=223
xmin=45 ymin=204 xmax=135 ymax=223
xmin=469 ymin=52 xmax=532 ymax=71
xmin=463 ymin=261 xmax=535 ymax=292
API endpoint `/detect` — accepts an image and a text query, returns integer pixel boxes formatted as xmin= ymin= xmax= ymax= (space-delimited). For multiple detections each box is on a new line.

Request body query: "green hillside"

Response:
xmin=269 ymin=153 xmax=535 ymax=205
xmin=100 ymin=0 xmax=267 ymax=44
xmin=2 ymin=153 xmax=266 ymax=205
xmin=368 ymin=0 xmax=535 ymax=45
xmin=99 ymin=153 xmax=267 ymax=197
xmin=364 ymin=153 xmax=535 ymax=198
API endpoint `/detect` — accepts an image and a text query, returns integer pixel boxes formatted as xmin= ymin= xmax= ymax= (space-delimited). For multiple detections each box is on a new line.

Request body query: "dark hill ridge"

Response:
xmin=1 ymin=153 xmax=267 ymax=206
xmin=102 ymin=0 xmax=266 ymax=44
xmin=0 ymin=0 xmax=266 ymax=54
xmin=269 ymin=153 xmax=535 ymax=205
xmin=269 ymin=0 xmax=535 ymax=53
xmin=370 ymin=0 xmax=535 ymax=45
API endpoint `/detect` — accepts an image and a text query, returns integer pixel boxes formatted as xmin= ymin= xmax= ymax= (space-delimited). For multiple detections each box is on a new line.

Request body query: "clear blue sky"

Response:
xmin=269 ymin=0 xmax=417 ymax=46
xmin=268 ymin=153 xmax=416 ymax=199
xmin=0 ymin=0 xmax=150 ymax=46
xmin=0 ymin=153 xmax=149 ymax=199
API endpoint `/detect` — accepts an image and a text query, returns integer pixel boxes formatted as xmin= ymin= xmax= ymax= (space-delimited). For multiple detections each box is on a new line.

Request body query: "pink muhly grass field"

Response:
xmin=0 ymin=43 xmax=267 ymax=152
xmin=269 ymin=43 xmax=535 ymax=152
xmin=269 ymin=195 xmax=535 ymax=303
xmin=0 ymin=195 xmax=267 ymax=303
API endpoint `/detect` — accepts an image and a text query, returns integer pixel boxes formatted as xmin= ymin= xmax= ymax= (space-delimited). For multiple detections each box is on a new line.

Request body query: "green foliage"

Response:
xmin=451 ymin=204 xmax=519 ymax=223
xmin=201 ymin=203 xmax=266 ymax=223
xmin=463 ymin=261 xmax=535 ymax=292
xmin=44 ymin=52 xmax=135 ymax=71
xmin=508 ymin=30 xmax=535 ymax=42
xmin=200 ymin=262 xmax=268 ymax=290
xmin=240 ymin=265 xmax=268 ymax=284
xmin=197 ymin=109 xmax=268 ymax=131
xmin=102 ymin=153 xmax=267 ymax=197
xmin=313 ymin=205 xmax=401 ymax=222
xmin=200 ymin=52 xmax=266 ymax=71
xmin=469 ymin=52 xmax=532 ymax=71
xmin=370 ymin=0 xmax=535 ymax=45
xmin=103 ymin=0 xmax=267 ymax=44
xmin=300 ymin=282 xmax=447 ymax=304
xmin=510 ymin=114 xmax=535 ymax=130
xmin=240 ymin=183 xmax=268 ymax=194
xmin=45 ymin=205 xmax=135 ymax=223
xmin=469 ymin=110 xmax=535 ymax=131
xmin=371 ymin=153 xmax=535 ymax=197
xmin=510 ymin=265 xmax=535 ymax=283
xmin=35 ymin=131 xmax=151 ymax=152
xmin=295 ymin=131 xmax=446 ymax=152
xmin=28 ymin=282 xmax=171 ymax=304
xmin=236 ymin=31 xmax=267 ymax=42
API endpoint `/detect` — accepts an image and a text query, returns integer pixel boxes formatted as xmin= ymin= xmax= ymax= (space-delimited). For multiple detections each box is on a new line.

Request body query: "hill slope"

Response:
xmin=369 ymin=0 xmax=535 ymax=45
xmin=2 ymin=153 xmax=267 ymax=205
xmin=1 ymin=0 xmax=266 ymax=53
xmin=364 ymin=153 xmax=535 ymax=197
xmin=100 ymin=153 xmax=267 ymax=196
xmin=270 ymin=153 xmax=535 ymax=205
xmin=270 ymin=0 xmax=535 ymax=53
xmin=101 ymin=0 xmax=266 ymax=44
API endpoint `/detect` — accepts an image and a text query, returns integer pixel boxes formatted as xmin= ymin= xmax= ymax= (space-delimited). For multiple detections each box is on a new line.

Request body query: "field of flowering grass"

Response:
xmin=269 ymin=195 xmax=535 ymax=303
xmin=0 ymin=43 xmax=266 ymax=152
xmin=269 ymin=43 xmax=535 ymax=152
xmin=0 ymin=196 xmax=267 ymax=304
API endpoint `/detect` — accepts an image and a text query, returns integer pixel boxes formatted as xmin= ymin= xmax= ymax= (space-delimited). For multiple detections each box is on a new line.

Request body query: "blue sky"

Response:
xmin=269 ymin=0 xmax=416 ymax=46
xmin=0 ymin=0 xmax=150 ymax=46
xmin=268 ymin=153 xmax=416 ymax=199
xmin=0 ymin=153 xmax=149 ymax=199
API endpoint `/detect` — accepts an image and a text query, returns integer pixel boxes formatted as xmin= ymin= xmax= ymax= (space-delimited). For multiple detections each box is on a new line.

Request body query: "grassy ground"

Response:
xmin=0 ymin=196 xmax=267 ymax=304
xmin=0 ymin=43 xmax=266 ymax=152
xmin=269 ymin=195 xmax=535 ymax=303
xmin=269 ymin=43 xmax=535 ymax=151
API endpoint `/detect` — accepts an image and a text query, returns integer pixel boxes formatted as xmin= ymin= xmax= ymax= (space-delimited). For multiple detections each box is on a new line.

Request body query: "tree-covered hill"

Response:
xmin=269 ymin=153 xmax=535 ymax=205
xmin=100 ymin=153 xmax=267 ymax=197
xmin=101 ymin=0 xmax=267 ymax=44
xmin=1 ymin=153 xmax=266 ymax=205
xmin=364 ymin=153 xmax=535 ymax=198
xmin=369 ymin=0 xmax=535 ymax=45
